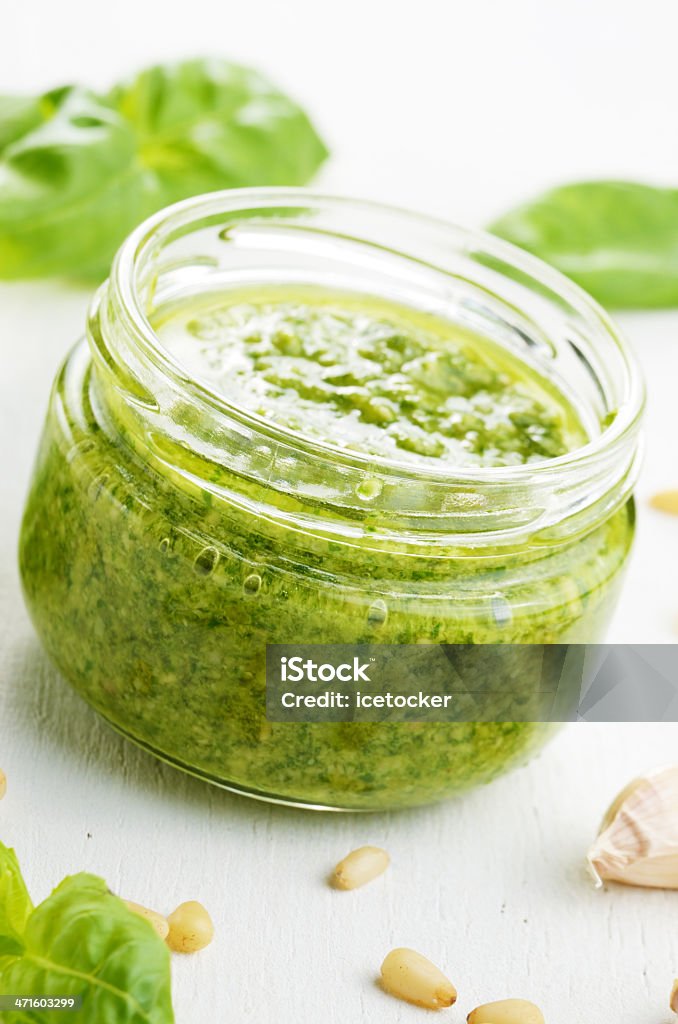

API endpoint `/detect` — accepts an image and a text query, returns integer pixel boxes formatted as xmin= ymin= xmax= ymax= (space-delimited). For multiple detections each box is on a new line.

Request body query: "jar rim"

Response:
xmin=110 ymin=187 xmax=644 ymax=487
xmin=96 ymin=188 xmax=644 ymax=544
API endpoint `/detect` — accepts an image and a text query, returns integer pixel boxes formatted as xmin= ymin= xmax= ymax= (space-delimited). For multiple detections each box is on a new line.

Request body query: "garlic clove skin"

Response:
xmin=597 ymin=775 xmax=644 ymax=833
xmin=588 ymin=765 xmax=678 ymax=889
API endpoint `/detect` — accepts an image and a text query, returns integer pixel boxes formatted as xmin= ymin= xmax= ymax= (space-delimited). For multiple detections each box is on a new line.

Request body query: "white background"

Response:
xmin=1 ymin=2 xmax=678 ymax=1021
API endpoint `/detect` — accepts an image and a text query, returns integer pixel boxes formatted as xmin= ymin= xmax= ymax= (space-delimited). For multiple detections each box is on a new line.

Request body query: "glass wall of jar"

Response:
xmin=19 ymin=191 xmax=644 ymax=809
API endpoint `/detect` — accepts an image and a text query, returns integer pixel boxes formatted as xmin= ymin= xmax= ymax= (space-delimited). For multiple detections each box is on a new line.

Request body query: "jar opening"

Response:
xmin=92 ymin=188 xmax=644 ymax=545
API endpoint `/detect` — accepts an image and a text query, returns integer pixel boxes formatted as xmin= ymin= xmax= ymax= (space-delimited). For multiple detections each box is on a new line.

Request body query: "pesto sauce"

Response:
xmin=157 ymin=288 xmax=588 ymax=467
xmin=18 ymin=290 xmax=634 ymax=809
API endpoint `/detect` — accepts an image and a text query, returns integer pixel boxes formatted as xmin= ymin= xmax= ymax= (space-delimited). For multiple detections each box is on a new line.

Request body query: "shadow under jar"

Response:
xmin=19 ymin=190 xmax=644 ymax=810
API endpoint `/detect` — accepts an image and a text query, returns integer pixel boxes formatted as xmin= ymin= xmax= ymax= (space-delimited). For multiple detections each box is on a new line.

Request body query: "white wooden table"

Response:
xmin=2 ymin=1 xmax=678 ymax=1019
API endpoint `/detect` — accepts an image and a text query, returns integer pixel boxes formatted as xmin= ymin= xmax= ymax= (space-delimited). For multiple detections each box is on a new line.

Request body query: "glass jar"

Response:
xmin=19 ymin=190 xmax=644 ymax=810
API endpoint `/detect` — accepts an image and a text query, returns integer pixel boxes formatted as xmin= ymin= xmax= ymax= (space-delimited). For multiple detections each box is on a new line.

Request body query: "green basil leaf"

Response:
xmin=0 ymin=96 xmax=45 ymax=153
xmin=0 ymin=86 xmax=152 ymax=279
xmin=108 ymin=57 xmax=328 ymax=201
xmin=0 ymin=873 xmax=174 ymax=1024
xmin=489 ymin=180 xmax=678 ymax=309
xmin=0 ymin=845 xmax=33 ymax=967
xmin=0 ymin=58 xmax=328 ymax=280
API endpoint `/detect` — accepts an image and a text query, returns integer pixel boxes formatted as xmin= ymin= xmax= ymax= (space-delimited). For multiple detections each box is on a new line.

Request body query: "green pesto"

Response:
xmin=19 ymin=291 xmax=634 ymax=809
xmin=157 ymin=288 xmax=588 ymax=466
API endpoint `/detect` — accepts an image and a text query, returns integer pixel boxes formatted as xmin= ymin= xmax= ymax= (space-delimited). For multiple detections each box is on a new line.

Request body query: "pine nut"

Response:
xmin=467 ymin=998 xmax=545 ymax=1024
xmin=332 ymin=845 xmax=390 ymax=890
xmin=124 ymin=900 xmax=169 ymax=941
xmin=166 ymin=900 xmax=214 ymax=953
xmin=0 ymin=769 xmax=6 ymax=800
xmin=650 ymin=490 xmax=678 ymax=515
xmin=380 ymin=947 xmax=457 ymax=1010
xmin=670 ymin=978 xmax=678 ymax=1013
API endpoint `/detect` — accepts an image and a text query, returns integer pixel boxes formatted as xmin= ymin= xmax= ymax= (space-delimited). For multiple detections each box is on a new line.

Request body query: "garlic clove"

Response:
xmin=588 ymin=765 xmax=678 ymax=889
xmin=597 ymin=774 xmax=644 ymax=833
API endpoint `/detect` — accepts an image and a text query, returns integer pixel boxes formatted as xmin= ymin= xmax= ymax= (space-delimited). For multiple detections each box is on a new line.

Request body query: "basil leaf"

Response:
xmin=0 ymin=845 xmax=33 ymax=967
xmin=108 ymin=58 xmax=329 ymax=202
xmin=0 ymin=58 xmax=328 ymax=280
xmin=0 ymin=87 xmax=152 ymax=280
xmin=0 ymin=96 xmax=45 ymax=153
xmin=0 ymin=873 xmax=174 ymax=1024
xmin=490 ymin=180 xmax=678 ymax=309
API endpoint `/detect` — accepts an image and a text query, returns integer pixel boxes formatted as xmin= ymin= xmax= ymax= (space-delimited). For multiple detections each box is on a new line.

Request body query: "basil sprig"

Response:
xmin=0 ymin=842 xmax=174 ymax=1023
xmin=0 ymin=58 xmax=328 ymax=280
